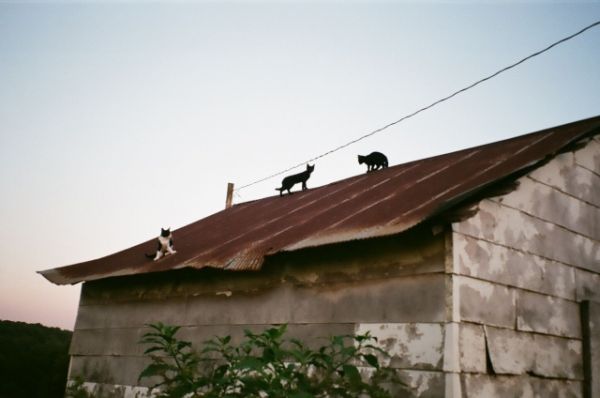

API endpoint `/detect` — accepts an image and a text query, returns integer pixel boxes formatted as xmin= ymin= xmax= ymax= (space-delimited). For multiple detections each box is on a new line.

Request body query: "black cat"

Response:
xmin=276 ymin=164 xmax=315 ymax=196
xmin=358 ymin=151 xmax=388 ymax=172
xmin=145 ymin=228 xmax=177 ymax=261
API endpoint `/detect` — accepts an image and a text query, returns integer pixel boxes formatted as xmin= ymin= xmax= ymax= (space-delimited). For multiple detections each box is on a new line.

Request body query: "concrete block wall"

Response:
xmin=68 ymin=227 xmax=449 ymax=397
xmin=449 ymin=136 xmax=600 ymax=398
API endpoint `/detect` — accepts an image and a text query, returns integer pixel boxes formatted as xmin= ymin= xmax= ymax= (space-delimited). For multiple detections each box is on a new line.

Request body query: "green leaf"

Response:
xmin=138 ymin=363 xmax=173 ymax=381
xmin=138 ymin=322 xmax=403 ymax=397
xmin=143 ymin=346 xmax=165 ymax=355
xmin=176 ymin=341 xmax=192 ymax=350
xmin=237 ymin=357 xmax=264 ymax=371
xmin=262 ymin=347 xmax=276 ymax=362
xmin=363 ymin=354 xmax=380 ymax=368
xmin=342 ymin=364 xmax=361 ymax=385
xmin=290 ymin=392 xmax=314 ymax=398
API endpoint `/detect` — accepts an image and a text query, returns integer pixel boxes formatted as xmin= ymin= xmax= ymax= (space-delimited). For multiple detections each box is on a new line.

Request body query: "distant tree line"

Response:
xmin=0 ymin=320 xmax=71 ymax=398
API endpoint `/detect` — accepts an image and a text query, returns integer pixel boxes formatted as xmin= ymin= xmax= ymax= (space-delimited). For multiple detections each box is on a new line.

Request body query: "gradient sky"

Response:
xmin=1 ymin=1 xmax=599 ymax=330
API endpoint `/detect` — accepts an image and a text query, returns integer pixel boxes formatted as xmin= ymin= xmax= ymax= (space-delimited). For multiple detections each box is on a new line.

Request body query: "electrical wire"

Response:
xmin=236 ymin=19 xmax=600 ymax=192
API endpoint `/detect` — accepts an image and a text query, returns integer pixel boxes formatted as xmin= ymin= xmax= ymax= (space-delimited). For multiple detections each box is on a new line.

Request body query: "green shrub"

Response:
xmin=139 ymin=322 xmax=403 ymax=398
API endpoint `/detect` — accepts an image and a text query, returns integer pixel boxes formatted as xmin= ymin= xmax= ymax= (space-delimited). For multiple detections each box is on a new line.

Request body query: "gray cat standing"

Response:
xmin=276 ymin=164 xmax=315 ymax=196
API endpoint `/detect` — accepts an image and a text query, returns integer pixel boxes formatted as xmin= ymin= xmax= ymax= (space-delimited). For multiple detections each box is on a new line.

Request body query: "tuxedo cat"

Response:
xmin=276 ymin=164 xmax=315 ymax=196
xmin=358 ymin=152 xmax=388 ymax=172
xmin=146 ymin=228 xmax=177 ymax=261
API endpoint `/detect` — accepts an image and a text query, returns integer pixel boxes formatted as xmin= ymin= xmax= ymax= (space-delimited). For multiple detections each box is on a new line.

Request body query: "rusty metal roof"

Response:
xmin=39 ymin=116 xmax=600 ymax=285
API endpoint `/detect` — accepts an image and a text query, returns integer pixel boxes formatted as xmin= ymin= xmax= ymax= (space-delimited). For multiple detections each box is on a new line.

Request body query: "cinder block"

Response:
xmin=65 ymin=381 xmax=153 ymax=398
xmin=354 ymin=323 xmax=444 ymax=370
xmin=493 ymin=176 xmax=600 ymax=241
xmin=394 ymin=370 xmax=445 ymax=398
xmin=454 ymin=200 xmax=600 ymax=273
xmin=459 ymin=323 xmax=486 ymax=373
xmin=461 ymin=374 xmax=582 ymax=398
xmin=484 ymin=326 xmax=582 ymax=379
xmin=70 ymin=328 xmax=146 ymax=356
xmin=516 ymin=290 xmax=580 ymax=338
xmin=574 ymin=137 xmax=600 ymax=174
xmin=453 ymin=233 xmax=576 ymax=300
xmin=69 ymin=355 xmax=154 ymax=387
xmin=286 ymin=274 xmax=447 ymax=324
xmin=76 ymin=299 xmax=187 ymax=330
xmin=529 ymin=151 xmax=600 ymax=207
xmin=583 ymin=301 xmax=600 ymax=398
xmin=458 ymin=277 xmax=515 ymax=328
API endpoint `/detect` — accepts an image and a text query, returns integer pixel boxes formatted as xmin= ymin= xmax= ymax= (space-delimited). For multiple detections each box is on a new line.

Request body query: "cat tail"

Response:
xmin=275 ymin=187 xmax=283 ymax=191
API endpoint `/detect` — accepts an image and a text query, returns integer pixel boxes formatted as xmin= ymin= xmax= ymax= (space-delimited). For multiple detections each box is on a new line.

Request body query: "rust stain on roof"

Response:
xmin=39 ymin=116 xmax=600 ymax=285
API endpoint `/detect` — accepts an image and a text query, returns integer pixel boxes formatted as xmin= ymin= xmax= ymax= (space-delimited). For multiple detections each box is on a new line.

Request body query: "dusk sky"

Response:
xmin=1 ymin=1 xmax=599 ymax=330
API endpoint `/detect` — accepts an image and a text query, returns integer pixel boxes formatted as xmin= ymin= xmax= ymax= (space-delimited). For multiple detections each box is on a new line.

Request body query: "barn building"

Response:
xmin=40 ymin=116 xmax=600 ymax=398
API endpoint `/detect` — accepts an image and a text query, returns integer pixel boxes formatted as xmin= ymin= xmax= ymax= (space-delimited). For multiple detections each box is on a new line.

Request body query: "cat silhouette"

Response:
xmin=358 ymin=152 xmax=388 ymax=172
xmin=276 ymin=164 xmax=315 ymax=196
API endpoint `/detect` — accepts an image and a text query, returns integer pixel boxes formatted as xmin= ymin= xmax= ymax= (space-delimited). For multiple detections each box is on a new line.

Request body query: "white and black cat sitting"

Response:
xmin=146 ymin=227 xmax=177 ymax=261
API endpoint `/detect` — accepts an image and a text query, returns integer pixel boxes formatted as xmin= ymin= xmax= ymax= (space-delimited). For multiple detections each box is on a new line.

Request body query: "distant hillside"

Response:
xmin=0 ymin=320 xmax=72 ymax=398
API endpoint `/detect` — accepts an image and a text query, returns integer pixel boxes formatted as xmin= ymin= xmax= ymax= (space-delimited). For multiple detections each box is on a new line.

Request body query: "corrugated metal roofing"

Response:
xmin=39 ymin=116 xmax=600 ymax=285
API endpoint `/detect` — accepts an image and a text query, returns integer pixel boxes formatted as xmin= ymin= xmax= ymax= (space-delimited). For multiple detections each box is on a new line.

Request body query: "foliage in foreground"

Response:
xmin=139 ymin=322 xmax=403 ymax=398
xmin=0 ymin=320 xmax=71 ymax=398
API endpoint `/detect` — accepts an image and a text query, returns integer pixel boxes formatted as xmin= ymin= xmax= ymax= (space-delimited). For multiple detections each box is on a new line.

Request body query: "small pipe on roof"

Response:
xmin=225 ymin=182 xmax=234 ymax=209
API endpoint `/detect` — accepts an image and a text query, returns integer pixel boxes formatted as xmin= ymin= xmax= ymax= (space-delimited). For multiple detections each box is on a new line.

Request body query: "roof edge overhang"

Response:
xmin=37 ymin=116 xmax=600 ymax=286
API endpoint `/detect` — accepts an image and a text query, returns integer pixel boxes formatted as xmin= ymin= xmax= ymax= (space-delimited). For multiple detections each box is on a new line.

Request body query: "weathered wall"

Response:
xmin=450 ymin=136 xmax=600 ymax=398
xmin=581 ymin=301 xmax=600 ymax=398
xmin=68 ymin=226 xmax=448 ymax=397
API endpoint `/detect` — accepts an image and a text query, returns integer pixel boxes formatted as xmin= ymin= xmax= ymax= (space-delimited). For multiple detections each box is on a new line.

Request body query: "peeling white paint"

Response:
xmin=354 ymin=323 xmax=443 ymax=369
xmin=67 ymin=380 xmax=156 ymax=398
xmin=458 ymin=276 xmax=516 ymax=328
xmin=459 ymin=324 xmax=486 ymax=373
xmin=491 ymin=175 xmax=600 ymax=241
xmin=463 ymin=374 xmax=583 ymax=398
xmin=455 ymin=199 xmax=600 ymax=273
xmin=459 ymin=276 xmax=495 ymax=301
xmin=453 ymin=232 xmax=576 ymax=300
xmin=484 ymin=326 xmax=582 ymax=379
xmin=530 ymin=150 xmax=600 ymax=208
xmin=516 ymin=291 xmax=580 ymax=338
xmin=403 ymin=370 xmax=434 ymax=396
xmin=574 ymin=137 xmax=600 ymax=172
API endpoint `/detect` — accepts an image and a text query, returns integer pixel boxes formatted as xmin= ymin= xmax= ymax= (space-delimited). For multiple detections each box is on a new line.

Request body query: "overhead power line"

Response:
xmin=236 ymin=19 xmax=600 ymax=192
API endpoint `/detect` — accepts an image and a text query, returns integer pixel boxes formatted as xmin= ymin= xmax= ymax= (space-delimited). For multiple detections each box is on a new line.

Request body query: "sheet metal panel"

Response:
xmin=38 ymin=116 xmax=600 ymax=285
